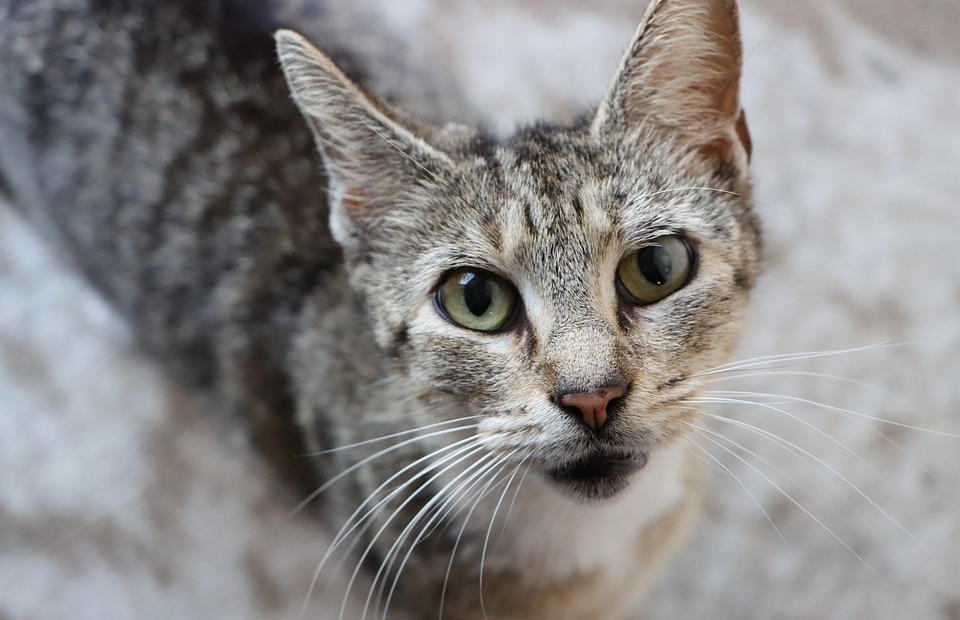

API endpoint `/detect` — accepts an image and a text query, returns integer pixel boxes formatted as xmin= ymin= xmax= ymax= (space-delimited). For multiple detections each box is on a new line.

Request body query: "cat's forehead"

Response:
xmin=447 ymin=127 xmax=729 ymax=264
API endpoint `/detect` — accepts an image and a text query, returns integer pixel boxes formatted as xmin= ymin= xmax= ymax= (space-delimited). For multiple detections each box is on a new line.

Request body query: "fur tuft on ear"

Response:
xmin=275 ymin=30 xmax=452 ymax=246
xmin=592 ymin=0 xmax=750 ymax=165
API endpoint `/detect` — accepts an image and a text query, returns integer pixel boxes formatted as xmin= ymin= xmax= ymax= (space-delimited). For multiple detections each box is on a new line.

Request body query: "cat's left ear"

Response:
xmin=275 ymin=30 xmax=453 ymax=248
xmin=592 ymin=0 xmax=751 ymax=167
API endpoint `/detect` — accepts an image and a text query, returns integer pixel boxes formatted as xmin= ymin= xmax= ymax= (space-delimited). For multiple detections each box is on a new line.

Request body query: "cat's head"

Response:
xmin=278 ymin=0 xmax=759 ymax=501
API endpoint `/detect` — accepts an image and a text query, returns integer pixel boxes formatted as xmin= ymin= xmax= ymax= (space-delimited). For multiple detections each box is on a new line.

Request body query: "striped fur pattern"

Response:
xmin=0 ymin=0 xmax=759 ymax=617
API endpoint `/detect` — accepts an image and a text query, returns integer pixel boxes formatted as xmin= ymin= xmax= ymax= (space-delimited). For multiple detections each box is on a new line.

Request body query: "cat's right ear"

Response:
xmin=275 ymin=30 xmax=453 ymax=248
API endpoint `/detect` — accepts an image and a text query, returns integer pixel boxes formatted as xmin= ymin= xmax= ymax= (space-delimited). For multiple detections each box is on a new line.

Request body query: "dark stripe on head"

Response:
xmin=387 ymin=323 xmax=410 ymax=359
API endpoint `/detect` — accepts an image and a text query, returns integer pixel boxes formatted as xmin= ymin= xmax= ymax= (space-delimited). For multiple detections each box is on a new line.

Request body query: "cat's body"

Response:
xmin=0 ymin=0 xmax=759 ymax=618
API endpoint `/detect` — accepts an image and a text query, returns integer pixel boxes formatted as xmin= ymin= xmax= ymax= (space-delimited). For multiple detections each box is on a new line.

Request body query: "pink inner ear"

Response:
xmin=717 ymin=78 xmax=752 ymax=161
xmin=341 ymin=186 xmax=371 ymax=218
xmin=736 ymin=109 xmax=752 ymax=160
xmin=692 ymin=77 xmax=750 ymax=164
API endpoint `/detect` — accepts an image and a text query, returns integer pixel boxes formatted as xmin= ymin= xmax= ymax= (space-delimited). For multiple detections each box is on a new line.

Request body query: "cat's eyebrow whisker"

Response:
xmin=698 ymin=406 xmax=924 ymax=550
xmin=292 ymin=423 xmax=480 ymax=515
xmin=639 ymin=186 xmax=743 ymax=200
xmin=360 ymin=119 xmax=446 ymax=176
xmin=679 ymin=421 xmax=787 ymax=545
xmin=311 ymin=416 xmax=483 ymax=455
xmin=685 ymin=418 xmax=879 ymax=575
xmin=360 ymin=119 xmax=483 ymax=217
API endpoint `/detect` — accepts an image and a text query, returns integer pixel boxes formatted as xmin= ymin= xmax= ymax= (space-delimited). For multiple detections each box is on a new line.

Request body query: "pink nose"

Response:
xmin=557 ymin=385 xmax=625 ymax=432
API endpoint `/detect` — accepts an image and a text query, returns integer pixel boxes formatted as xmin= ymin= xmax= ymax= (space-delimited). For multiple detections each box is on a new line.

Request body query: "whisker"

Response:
xmin=439 ymin=453 xmax=517 ymax=620
xmin=324 ymin=437 xmax=479 ymax=564
xmin=360 ymin=119 xmax=482 ymax=218
xmin=705 ymin=390 xmax=960 ymax=439
xmin=479 ymin=458 xmax=526 ymax=619
xmin=686 ymin=411 xmax=866 ymax=530
xmin=291 ymin=423 xmax=479 ymax=515
xmin=680 ymin=423 xmax=787 ymax=545
xmin=496 ymin=460 xmax=533 ymax=543
xmin=700 ymin=407 xmax=922 ymax=549
xmin=312 ymin=416 xmax=483 ymax=455
xmin=692 ymin=342 xmax=903 ymax=378
xmin=641 ymin=186 xmax=743 ymax=200
xmin=301 ymin=438 xmax=482 ymax=620
xmin=686 ymin=419 xmax=879 ymax=575
xmin=375 ymin=452 xmax=514 ymax=620
xmin=342 ymin=446 xmax=491 ymax=620
xmin=700 ymin=369 xmax=885 ymax=394
xmin=699 ymin=381 xmax=955 ymax=491
xmin=693 ymin=394 xmax=891 ymax=486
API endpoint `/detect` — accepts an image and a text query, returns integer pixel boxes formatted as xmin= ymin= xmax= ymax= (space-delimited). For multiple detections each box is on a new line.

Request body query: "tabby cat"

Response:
xmin=0 ymin=0 xmax=758 ymax=617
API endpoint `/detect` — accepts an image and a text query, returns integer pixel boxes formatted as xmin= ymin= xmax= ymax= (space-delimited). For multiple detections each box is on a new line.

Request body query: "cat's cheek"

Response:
xmin=403 ymin=320 xmax=522 ymax=402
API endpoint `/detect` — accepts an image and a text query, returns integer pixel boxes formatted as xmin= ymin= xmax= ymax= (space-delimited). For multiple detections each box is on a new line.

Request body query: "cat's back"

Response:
xmin=0 ymin=0 xmax=459 ymax=380
xmin=0 ymin=0 xmax=472 ymax=490
xmin=0 ymin=0 xmax=308 ymax=375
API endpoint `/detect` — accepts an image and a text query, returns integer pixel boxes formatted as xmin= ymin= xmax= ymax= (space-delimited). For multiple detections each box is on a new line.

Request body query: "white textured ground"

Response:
xmin=1 ymin=1 xmax=958 ymax=618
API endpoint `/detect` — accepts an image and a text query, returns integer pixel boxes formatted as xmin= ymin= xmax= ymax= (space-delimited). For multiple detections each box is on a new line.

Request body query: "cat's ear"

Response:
xmin=275 ymin=30 xmax=453 ymax=247
xmin=592 ymin=0 xmax=751 ymax=166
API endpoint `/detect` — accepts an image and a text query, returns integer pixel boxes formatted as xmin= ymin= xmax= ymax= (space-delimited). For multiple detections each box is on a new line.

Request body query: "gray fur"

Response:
xmin=0 ymin=0 xmax=760 ymax=617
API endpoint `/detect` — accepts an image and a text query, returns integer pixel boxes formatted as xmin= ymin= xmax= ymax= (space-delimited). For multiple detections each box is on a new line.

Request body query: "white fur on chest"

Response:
xmin=481 ymin=443 xmax=691 ymax=581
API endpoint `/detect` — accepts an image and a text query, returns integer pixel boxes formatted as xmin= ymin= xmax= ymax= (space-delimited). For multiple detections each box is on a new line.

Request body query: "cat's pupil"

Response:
xmin=461 ymin=272 xmax=493 ymax=317
xmin=637 ymin=245 xmax=672 ymax=286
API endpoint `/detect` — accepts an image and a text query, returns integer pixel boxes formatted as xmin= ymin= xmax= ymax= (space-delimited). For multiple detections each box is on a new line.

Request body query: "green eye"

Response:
xmin=436 ymin=268 xmax=518 ymax=332
xmin=616 ymin=235 xmax=693 ymax=304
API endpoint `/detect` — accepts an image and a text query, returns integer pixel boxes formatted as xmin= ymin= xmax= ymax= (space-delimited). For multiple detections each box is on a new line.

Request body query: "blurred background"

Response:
xmin=1 ymin=0 xmax=958 ymax=618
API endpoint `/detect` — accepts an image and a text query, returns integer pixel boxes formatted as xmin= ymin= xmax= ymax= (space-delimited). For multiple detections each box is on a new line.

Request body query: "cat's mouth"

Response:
xmin=547 ymin=449 xmax=648 ymax=501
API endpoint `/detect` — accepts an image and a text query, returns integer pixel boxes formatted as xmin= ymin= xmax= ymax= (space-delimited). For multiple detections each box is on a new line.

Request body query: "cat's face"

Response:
xmin=278 ymin=0 xmax=757 ymax=501
xmin=346 ymin=123 xmax=756 ymax=500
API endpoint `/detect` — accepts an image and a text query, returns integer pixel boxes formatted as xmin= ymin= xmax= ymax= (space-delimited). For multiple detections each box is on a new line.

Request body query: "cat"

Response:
xmin=0 ymin=0 xmax=759 ymax=618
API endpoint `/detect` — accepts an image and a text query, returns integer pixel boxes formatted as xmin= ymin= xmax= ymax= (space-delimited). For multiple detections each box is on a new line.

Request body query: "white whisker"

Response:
xmin=680 ymin=424 xmax=787 ymax=544
xmin=291 ymin=423 xmax=479 ymax=515
xmin=479 ymin=458 xmax=525 ymax=619
xmin=700 ymin=408 xmax=922 ymax=549
xmin=343 ymin=445 xmax=490 ymax=620
xmin=693 ymin=394 xmax=890 ymax=486
xmin=692 ymin=342 xmax=902 ymax=378
xmin=377 ymin=452 xmax=514 ymax=620
xmin=706 ymin=390 xmax=960 ymax=439
xmin=438 ymin=452 xmax=516 ymax=620
xmin=686 ymin=419 xmax=879 ymax=574
xmin=313 ymin=416 xmax=483 ymax=456
xmin=701 ymin=369 xmax=884 ymax=394
xmin=323 ymin=437 xmax=479 ymax=564
xmin=301 ymin=438 xmax=483 ymax=620
xmin=686 ymin=410 xmax=864 ymax=527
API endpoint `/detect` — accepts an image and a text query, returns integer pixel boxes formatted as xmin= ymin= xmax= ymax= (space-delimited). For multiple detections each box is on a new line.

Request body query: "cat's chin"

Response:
xmin=547 ymin=449 xmax=649 ymax=502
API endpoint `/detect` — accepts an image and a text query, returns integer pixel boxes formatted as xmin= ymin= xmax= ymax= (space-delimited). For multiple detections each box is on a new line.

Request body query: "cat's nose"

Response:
xmin=556 ymin=385 xmax=626 ymax=432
